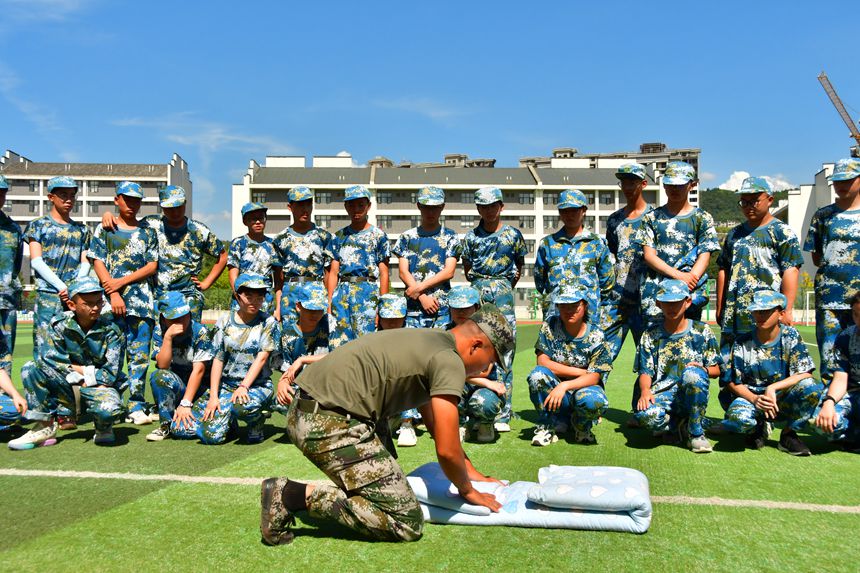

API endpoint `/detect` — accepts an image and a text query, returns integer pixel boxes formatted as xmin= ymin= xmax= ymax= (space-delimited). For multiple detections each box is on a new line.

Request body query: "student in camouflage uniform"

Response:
xmin=9 ymin=277 xmax=127 ymax=449
xmin=0 ymin=335 xmax=27 ymax=431
xmin=228 ymin=202 xmax=282 ymax=315
xmin=633 ymin=279 xmax=721 ymax=453
xmin=260 ymin=306 xmax=513 ymax=545
xmin=326 ymin=185 xmax=390 ymax=348
xmin=145 ymin=291 xmax=215 ymax=442
xmin=273 ymin=283 xmax=330 ymax=413
xmin=534 ymin=189 xmax=614 ymax=322
xmin=602 ymin=163 xmax=653 ymax=363
xmin=0 ymin=175 xmax=22 ymax=377
xmin=803 ymin=158 xmax=860 ymax=384
xmin=528 ymin=283 xmax=613 ymax=447
xmin=273 ymin=186 xmax=332 ymax=327
xmin=634 ymin=162 xmax=720 ymax=323
xmin=89 ymin=181 xmax=159 ymax=425
xmin=394 ymin=186 xmax=459 ymax=329
xmin=460 ymin=186 xmax=526 ymax=432
xmin=709 ymin=291 xmax=821 ymax=455
xmin=102 ymin=185 xmax=227 ymax=322
xmin=813 ymin=291 xmax=860 ymax=449
xmin=716 ymin=177 xmax=803 ymax=386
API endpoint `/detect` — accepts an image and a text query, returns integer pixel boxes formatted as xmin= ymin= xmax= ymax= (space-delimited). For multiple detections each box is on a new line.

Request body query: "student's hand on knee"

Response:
xmin=203 ymin=397 xmax=221 ymax=421
xmin=174 ymin=405 xmax=194 ymax=429
xmin=492 ymin=382 xmax=506 ymax=396
xmin=543 ymin=386 xmax=567 ymax=412
xmin=815 ymin=404 xmax=837 ymax=433
xmin=276 ymin=380 xmax=294 ymax=405
xmin=13 ymin=394 xmax=27 ymax=415
xmin=231 ymin=386 xmax=249 ymax=404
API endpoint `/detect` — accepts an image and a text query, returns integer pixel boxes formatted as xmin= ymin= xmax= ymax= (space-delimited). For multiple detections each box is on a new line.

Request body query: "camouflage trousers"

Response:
xmin=811 ymin=391 xmax=860 ymax=442
xmin=280 ymin=280 xmax=326 ymax=328
xmin=329 ymin=281 xmax=378 ymax=349
xmin=171 ymin=383 xmax=272 ymax=444
xmin=149 ymin=369 xmax=206 ymax=425
xmin=285 ymin=398 xmax=424 ymax=541
xmin=717 ymin=377 xmax=823 ymax=433
xmin=405 ymin=308 xmax=450 ymax=330
xmin=33 ymin=292 xmax=65 ymax=362
xmin=527 ymin=366 xmax=608 ymax=432
xmin=116 ymin=315 xmax=154 ymax=414
xmin=601 ymin=301 xmax=647 ymax=365
xmin=472 ymin=278 xmax=516 ymax=422
xmin=0 ymin=393 xmax=22 ymax=430
xmin=815 ymin=307 xmax=852 ymax=385
xmin=633 ymin=367 xmax=710 ymax=436
xmin=0 ymin=308 xmax=16 ymax=376
xmin=21 ymin=361 xmax=125 ymax=431
xmin=458 ymin=382 xmax=503 ymax=425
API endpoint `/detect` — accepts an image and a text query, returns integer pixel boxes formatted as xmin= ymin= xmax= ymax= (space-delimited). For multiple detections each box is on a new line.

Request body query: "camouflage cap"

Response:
xmin=448 ymin=285 xmax=481 ymax=309
xmin=0 ymin=175 xmax=8 ymax=190
xmin=378 ymin=294 xmax=407 ymax=318
xmin=656 ymin=279 xmax=691 ymax=302
xmin=47 ymin=176 xmax=78 ymax=192
xmin=474 ymin=186 xmax=503 ymax=205
xmin=417 ymin=186 xmax=445 ymax=206
xmin=159 ymin=185 xmax=186 ymax=208
xmin=241 ymin=202 xmax=268 ymax=217
xmin=344 ymin=184 xmax=371 ymax=202
xmin=288 ymin=186 xmax=313 ymax=202
xmin=470 ymin=304 xmax=514 ymax=362
xmin=68 ymin=276 xmax=103 ymax=299
xmin=736 ymin=176 xmax=773 ymax=196
xmin=235 ymin=272 xmax=268 ymax=291
xmin=615 ymin=162 xmax=647 ymax=181
xmin=116 ymin=181 xmax=144 ymax=199
xmin=553 ymin=282 xmax=589 ymax=304
xmin=748 ymin=290 xmax=787 ymax=312
xmin=662 ymin=161 xmax=697 ymax=185
xmin=158 ymin=291 xmax=191 ymax=319
xmin=828 ymin=158 xmax=860 ymax=182
xmin=558 ymin=189 xmax=588 ymax=210
xmin=298 ymin=283 xmax=328 ymax=311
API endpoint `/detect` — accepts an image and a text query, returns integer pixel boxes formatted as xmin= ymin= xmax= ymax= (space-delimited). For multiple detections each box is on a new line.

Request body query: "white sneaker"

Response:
xmin=688 ymin=434 xmax=713 ymax=453
xmin=459 ymin=426 xmax=466 ymax=443
xmin=94 ymin=429 xmax=116 ymax=445
xmin=574 ymin=428 xmax=597 ymax=445
xmin=397 ymin=424 xmax=418 ymax=447
xmin=8 ymin=420 xmax=59 ymax=450
xmin=531 ymin=426 xmax=558 ymax=447
xmin=127 ymin=410 xmax=152 ymax=426
xmin=146 ymin=424 xmax=171 ymax=442
xmin=148 ymin=410 xmax=161 ymax=423
xmin=494 ymin=421 xmax=511 ymax=433
xmin=475 ymin=423 xmax=496 ymax=443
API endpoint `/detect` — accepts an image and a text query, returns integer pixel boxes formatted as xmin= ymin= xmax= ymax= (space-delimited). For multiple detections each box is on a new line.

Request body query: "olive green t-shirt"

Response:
xmin=297 ymin=329 xmax=466 ymax=420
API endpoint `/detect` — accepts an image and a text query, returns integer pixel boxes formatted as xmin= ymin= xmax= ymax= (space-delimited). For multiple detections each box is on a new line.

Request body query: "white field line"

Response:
xmin=1 ymin=468 xmax=858 ymax=514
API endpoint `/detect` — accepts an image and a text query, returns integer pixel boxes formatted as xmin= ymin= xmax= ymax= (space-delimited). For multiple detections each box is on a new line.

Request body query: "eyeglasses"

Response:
xmin=737 ymin=198 xmax=763 ymax=208
xmin=245 ymin=213 xmax=267 ymax=222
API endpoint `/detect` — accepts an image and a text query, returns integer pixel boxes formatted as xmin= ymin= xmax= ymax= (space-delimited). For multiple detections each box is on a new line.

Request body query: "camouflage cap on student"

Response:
xmin=159 ymin=185 xmax=186 ymax=208
xmin=241 ymin=202 xmax=267 ymax=217
xmin=558 ymin=189 xmax=588 ymax=210
xmin=747 ymin=290 xmax=787 ymax=311
xmin=736 ymin=176 xmax=773 ymax=196
xmin=288 ymin=186 xmax=313 ymax=202
xmin=47 ymin=176 xmax=78 ymax=192
xmin=615 ymin=162 xmax=647 ymax=181
xmin=378 ymin=294 xmax=407 ymax=319
xmin=553 ymin=282 xmax=589 ymax=304
xmin=344 ymin=184 xmax=371 ymax=202
xmin=470 ymin=304 xmax=515 ymax=361
xmin=474 ymin=186 xmax=503 ymax=205
xmin=68 ymin=276 xmax=103 ymax=299
xmin=662 ymin=161 xmax=697 ymax=185
xmin=417 ymin=186 xmax=445 ymax=206
xmin=448 ymin=285 xmax=481 ymax=309
xmin=116 ymin=181 xmax=144 ymax=199
xmin=656 ymin=279 xmax=691 ymax=302
xmin=235 ymin=272 xmax=268 ymax=291
xmin=158 ymin=291 xmax=191 ymax=319
xmin=828 ymin=158 xmax=860 ymax=182
xmin=298 ymin=283 xmax=328 ymax=311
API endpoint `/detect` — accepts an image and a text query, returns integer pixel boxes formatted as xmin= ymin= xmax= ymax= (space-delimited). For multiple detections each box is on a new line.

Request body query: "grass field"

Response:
xmin=2 ymin=323 xmax=859 ymax=572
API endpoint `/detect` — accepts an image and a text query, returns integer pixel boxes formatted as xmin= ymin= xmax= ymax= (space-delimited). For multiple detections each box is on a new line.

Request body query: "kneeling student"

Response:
xmin=527 ymin=283 xmax=612 ymax=447
xmin=713 ymin=291 xmax=821 ymax=455
xmin=633 ymin=279 xmax=721 ymax=453
xmin=10 ymin=277 xmax=126 ymax=449
xmin=0 ymin=342 xmax=27 ymax=432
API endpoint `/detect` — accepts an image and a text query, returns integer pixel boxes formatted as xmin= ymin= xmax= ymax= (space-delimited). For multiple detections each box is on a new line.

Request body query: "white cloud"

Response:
xmin=193 ymin=210 xmax=232 ymax=240
xmin=0 ymin=60 xmax=71 ymax=149
xmin=373 ymin=96 xmax=467 ymax=123
xmin=699 ymin=171 xmax=717 ymax=183
xmin=718 ymin=170 xmax=795 ymax=191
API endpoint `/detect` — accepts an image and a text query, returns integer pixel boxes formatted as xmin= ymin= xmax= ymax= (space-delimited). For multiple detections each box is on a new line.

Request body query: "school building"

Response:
xmin=231 ymin=143 xmax=700 ymax=317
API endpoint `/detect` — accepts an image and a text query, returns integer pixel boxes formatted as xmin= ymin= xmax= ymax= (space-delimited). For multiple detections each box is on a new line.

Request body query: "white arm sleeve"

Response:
xmin=77 ymin=260 xmax=92 ymax=278
xmin=31 ymin=257 xmax=68 ymax=292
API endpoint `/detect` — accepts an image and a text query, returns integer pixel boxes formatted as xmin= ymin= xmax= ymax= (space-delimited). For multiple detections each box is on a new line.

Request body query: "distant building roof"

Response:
xmin=538 ymin=168 xmax=655 ymax=186
xmin=252 ymin=167 xmax=372 ymax=185
xmin=0 ymin=162 xmax=168 ymax=178
xmin=374 ymin=167 xmax=534 ymax=186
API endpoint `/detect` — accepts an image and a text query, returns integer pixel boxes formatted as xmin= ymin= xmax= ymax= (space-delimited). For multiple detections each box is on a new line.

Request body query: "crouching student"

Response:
xmin=9 ymin=277 xmax=126 ymax=449
xmin=633 ymin=279 xmax=721 ymax=453
xmin=813 ymin=291 xmax=860 ymax=450
xmin=527 ymin=283 xmax=612 ymax=447
xmin=0 ymin=341 xmax=27 ymax=432
xmin=146 ymin=291 xmax=215 ymax=442
xmin=198 ymin=273 xmax=278 ymax=444
xmin=712 ymin=291 xmax=821 ymax=455
xmin=273 ymin=283 xmax=330 ymax=413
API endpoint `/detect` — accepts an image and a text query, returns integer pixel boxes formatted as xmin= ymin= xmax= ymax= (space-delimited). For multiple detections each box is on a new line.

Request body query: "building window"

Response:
xmin=517 ymin=216 xmax=534 ymax=229
xmin=410 ymin=192 xmax=418 ymax=204
xmin=410 ymin=216 xmax=421 ymax=228
xmin=90 ymin=181 xmax=100 ymax=194
xmin=377 ymin=191 xmax=391 ymax=204
xmin=521 ymin=264 xmax=534 ymax=277
xmin=587 ymin=216 xmax=597 ymax=230
xmin=545 ymin=216 xmax=559 ymax=229
xmin=316 ymin=191 xmax=331 ymax=204
xmin=72 ymin=203 xmax=81 ymax=215
xmin=29 ymin=200 xmax=38 ymax=213
xmin=460 ymin=216 xmax=475 ymax=228
xmin=316 ymin=215 xmax=331 ymax=228
xmin=598 ymin=216 xmax=609 ymax=232
xmin=377 ymin=215 xmax=392 ymax=229
xmin=526 ymin=239 xmax=535 ymax=254
xmin=545 ymin=192 xmax=558 ymax=205
xmin=518 ymin=192 xmax=534 ymax=205
xmin=600 ymin=191 xmax=614 ymax=207
xmin=461 ymin=192 xmax=472 ymax=204
xmin=29 ymin=180 xmax=39 ymax=194
xmin=252 ymin=191 xmax=267 ymax=204
xmin=89 ymin=202 xmax=101 ymax=214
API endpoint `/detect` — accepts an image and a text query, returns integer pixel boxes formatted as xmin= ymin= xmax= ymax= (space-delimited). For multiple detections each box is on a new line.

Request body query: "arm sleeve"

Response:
xmin=31 ymin=257 xmax=67 ymax=292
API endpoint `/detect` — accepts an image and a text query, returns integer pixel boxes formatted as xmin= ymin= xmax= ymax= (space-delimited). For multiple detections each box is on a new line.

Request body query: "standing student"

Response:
xmin=228 ymin=202 xmax=282 ymax=315
xmin=803 ymin=158 xmax=860 ymax=384
xmin=0 ymin=175 xmax=22 ymax=377
xmin=326 ymin=185 xmax=390 ymax=349
xmin=89 ymin=181 xmax=159 ymax=426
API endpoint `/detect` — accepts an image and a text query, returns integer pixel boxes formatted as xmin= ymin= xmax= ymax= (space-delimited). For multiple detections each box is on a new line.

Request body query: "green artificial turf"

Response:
xmin=2 ymin=323 xmax=859 ymax=572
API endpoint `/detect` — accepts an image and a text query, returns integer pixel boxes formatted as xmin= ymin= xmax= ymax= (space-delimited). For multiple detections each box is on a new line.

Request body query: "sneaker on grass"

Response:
xmin=494 ymin=421 xmax=511 ymax=433
xmin=57 ymin=415 xmax=77 ymax=431
xmin=531 ymin=426 xmax=558 ymax=447
xmin=126 ymin=410 xmax=152 ymax=426
xmin=778 ymin=429 xmax=811 ymax=457
xmin=396 ymin=423 xmax=418 ymax=447
xmin=146 ymin=423 xmax=171 ymax=442
xmin=94 ymin=429 xmax=116 ymax=446
xmin=688 ymin=434 xmax=713 ymax=453
xmin=247 ymin=425 xmax=265 ymax=445
xmin=574 ymin=428 xmax=597 ymax=445
xmin=8 ymin=420 xmax=59 ymax=450
xmin=475 ymin=422 xmax=495 ymax=443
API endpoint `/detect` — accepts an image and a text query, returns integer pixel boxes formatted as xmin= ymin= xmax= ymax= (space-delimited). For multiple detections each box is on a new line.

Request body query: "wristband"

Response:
xmin=822 ymin=395 xmax=837 ymax=406
xmin=179 ymin=399 xmax=193 ymax=408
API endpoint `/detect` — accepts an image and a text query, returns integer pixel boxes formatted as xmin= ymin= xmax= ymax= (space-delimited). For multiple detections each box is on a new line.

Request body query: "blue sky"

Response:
xmin=2 ymin=0 xmax=858 ymax=238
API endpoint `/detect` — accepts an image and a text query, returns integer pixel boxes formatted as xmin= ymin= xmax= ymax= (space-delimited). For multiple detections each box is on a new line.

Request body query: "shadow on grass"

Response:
xmin=605 ymin=408 xmax=661 ymax=450
xmin=61 ymin=425 xmax=140 ymax=446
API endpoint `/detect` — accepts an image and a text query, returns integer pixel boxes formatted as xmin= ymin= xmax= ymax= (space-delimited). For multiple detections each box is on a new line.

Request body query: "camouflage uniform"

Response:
xmin=0 ymin=205 xmax=22 ymax=376
xmin=812 ymin=324 xmax=860 ymax=442
xmin=228 ymin=231 xmax=281 ymax=315
xmin=270 ymin=318 xmax=330 ymax=415
xmin=0 ymin=331 xmax=21 ymax=430
xmin=273 ymin=224 xmax=331 ymax=328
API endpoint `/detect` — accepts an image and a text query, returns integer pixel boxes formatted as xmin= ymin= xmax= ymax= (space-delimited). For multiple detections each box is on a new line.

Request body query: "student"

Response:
xmin=198 ymin=273 xmax=278 ymax=444
xmin=260 ymin=306 xmax=513 ymax=544
xmin=813 ymin=291 xmax=860 ymax=450
xmin=633 ymin=279 xmax=721 ymax=453
xmin=272 ymin=186 xmax=332 ymax=327
xmin=25 ymin=176 xmax=92 ymax=429
xmin=716 ymin=177 xmax=802 ymax=386
xmin=146 ymin=291 xmax=215 ymax=442
xmin=711 ymin=291 xmax=821 ymax=455
xmin=89 ymin=181 xmax=159 ymax=426
xmin=394 ymin=186 xmax=459 ymax=329
xmin=326 ymin=185 xmax=390 ymax=348
xmin=527 ymin=283 xmax=612 ymax=447
xmin=9 ymin=277 xmax=126 ymax=449
xmin=534 ymin=188 xmax=614 ymax=322
xmin=228 ymin=202 xmax=282 ymax=315
xmin=460 ymin=186 xmax=526 ymax=432
xmin=602 ymin=163 xmax=653 ymax=362
xmin=0 ymin=175 xmax=23 ymax=378
xmin=803 ymin=158 xmax=860 ymax=384
xmin=102 ymin=185 xmax=227 ymax=323
xmin=634 ymin=162 xmax=720 ymax=324
xmin=0 ymin=337 xmax=27 ymax=432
